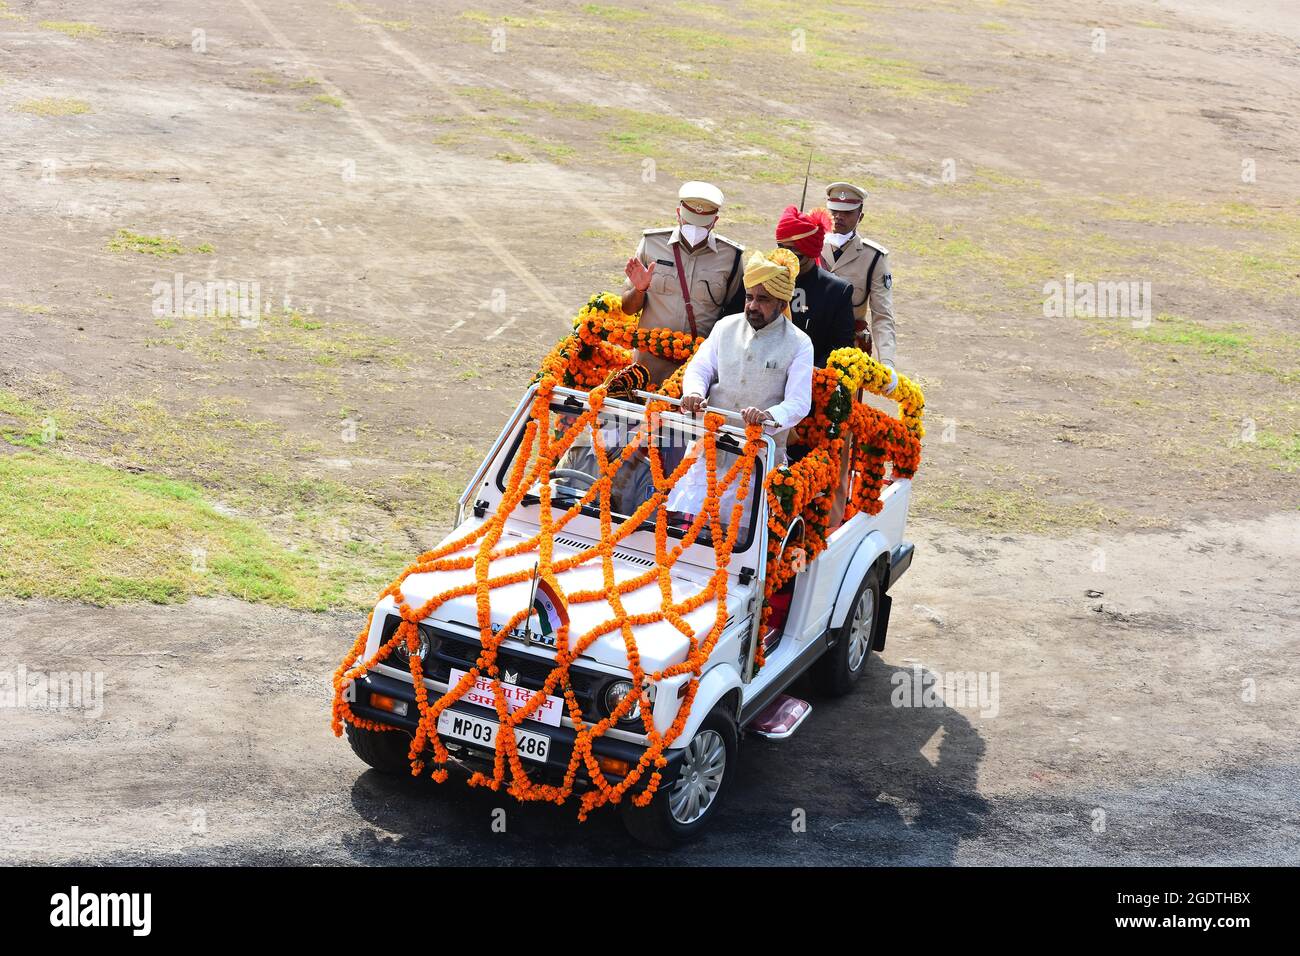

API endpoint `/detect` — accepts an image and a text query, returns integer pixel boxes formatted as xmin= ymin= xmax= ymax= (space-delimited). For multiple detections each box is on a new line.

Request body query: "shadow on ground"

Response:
xmin=338 ymin=658 xmax=990 ymax=865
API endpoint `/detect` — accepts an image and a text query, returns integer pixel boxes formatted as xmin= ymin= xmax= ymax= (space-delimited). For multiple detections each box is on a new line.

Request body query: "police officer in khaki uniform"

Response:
xmin=621 ymin=181 xmax=746 ymax=387
xmin=821 ymin=182 xmax=898 ymax=387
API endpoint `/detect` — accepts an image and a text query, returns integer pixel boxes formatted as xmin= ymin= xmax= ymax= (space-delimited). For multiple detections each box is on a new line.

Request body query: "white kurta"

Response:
xmin=667 ymin=313 xmax=814 ymax=523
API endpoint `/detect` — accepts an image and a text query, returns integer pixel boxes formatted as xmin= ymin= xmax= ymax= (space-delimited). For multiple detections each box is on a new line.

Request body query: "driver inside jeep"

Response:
xmin=666 ymin=248 xmax=814 ymax=530
xmin=554 ymin=420 xmax=656 ymax=517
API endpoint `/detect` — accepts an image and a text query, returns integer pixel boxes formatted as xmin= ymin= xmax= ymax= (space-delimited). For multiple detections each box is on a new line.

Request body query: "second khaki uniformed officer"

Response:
xmin=620 ymin=181 xmax=746 ymax=387
xmin=821 ymin=182 xmax=898 ymax=382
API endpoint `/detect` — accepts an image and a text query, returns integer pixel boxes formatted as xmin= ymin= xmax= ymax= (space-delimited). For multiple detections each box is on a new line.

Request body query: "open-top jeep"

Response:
xmin=332 ymin=295 xmax=924 ymax=848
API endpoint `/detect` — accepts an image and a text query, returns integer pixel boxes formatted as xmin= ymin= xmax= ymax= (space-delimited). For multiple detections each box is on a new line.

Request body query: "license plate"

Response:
xmin=449 ymin=667 xmax=563 ymax=727
xmin=437 ymin=710 xmax=551 ymax=764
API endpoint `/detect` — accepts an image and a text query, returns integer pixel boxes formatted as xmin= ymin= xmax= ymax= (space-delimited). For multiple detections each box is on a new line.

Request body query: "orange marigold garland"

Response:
xmin=539 ymin=292 xmax=703 ymax=392
xmin=332 ymin=291 xmax=925 ymax=817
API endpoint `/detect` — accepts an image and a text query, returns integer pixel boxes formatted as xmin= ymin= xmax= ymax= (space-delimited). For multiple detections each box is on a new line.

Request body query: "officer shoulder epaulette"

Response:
xmin=714 ymin=234 xmax=744 ymax=252
xmin=860 ymin=236 xmax=890 ymax=257
xmin=642 ymin=227 xmax=673 ymax=236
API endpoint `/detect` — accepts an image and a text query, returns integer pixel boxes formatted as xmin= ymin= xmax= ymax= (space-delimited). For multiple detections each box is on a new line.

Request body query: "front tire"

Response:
xmin=811 ymin=567 xmax=881 ymax=697
xmin=345 ymin=722 xmax=415 ymax=774
xmin=620 ymin=706 xmax=737 ymax=849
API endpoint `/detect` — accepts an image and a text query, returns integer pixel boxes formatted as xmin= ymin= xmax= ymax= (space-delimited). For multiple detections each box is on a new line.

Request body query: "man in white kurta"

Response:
xmin=666 ymin=249 xmax=814 ymax=527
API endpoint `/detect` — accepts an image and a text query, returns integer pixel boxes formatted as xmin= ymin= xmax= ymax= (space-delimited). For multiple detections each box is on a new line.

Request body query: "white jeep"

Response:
xmin=342 ymin=384 xmax=914 ymax=847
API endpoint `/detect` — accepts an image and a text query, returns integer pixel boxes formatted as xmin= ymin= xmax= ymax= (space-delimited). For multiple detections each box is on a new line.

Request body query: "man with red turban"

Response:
xmin=774 ymin=204 xmax=855 ymax=369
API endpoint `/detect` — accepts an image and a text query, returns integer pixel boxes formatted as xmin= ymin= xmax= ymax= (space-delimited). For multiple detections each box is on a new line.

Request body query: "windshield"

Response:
xmin=494 ymin=398 xmax=764 ymax=553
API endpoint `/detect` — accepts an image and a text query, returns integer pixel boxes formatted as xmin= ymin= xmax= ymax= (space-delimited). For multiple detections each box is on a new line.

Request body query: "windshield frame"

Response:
xmin=492 ymin=388 xmax=772 ymax=557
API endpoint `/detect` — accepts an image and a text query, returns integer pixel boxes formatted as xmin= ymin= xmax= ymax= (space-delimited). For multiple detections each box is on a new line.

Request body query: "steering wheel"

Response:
xmin=549 ymin=468 xmax=598 ymax=489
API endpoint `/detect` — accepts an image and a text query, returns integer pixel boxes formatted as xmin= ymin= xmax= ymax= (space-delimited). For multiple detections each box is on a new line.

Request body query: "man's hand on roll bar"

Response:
xmin=680 ymin=393 xmax=708 ymax=415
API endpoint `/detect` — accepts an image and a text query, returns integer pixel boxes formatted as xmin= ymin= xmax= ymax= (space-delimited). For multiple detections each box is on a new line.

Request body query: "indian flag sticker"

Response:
xmin=532 ymin=576 xmax=569 ymax=637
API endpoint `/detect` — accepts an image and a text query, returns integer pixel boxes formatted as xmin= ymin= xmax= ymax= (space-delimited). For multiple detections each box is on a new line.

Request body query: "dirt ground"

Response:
xmin=3 ymin=513 xmax=1297 ymax=864
xmin=1 ymin=0 xmax=1297 ymax=863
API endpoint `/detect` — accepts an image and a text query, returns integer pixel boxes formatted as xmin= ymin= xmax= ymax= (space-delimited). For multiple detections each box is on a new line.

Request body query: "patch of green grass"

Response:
xmin=1251 ymin=430 xmax=1300 ymax=471
xmin=3 ymin=301 xmax=52 ymax=314
xmin=950 ymin=165 xmax=1040 ymax=195
xmin=16 ymin=97 xmax=91 ymax=116
xmin=581 ymin=3 xmax=648 ymax=21
xmin=606 ymin=111 xmax=709 ymax=154
xmin=38 ymin=20 xmax=102 ymax=39
xmin=1 ymin=386 xmax=460 ymax=607
xmin=807 ymin=47 xmax=973 ymax=102
xmin=1091 ymin=196 xmax=1300 ymax=243
xmin=0 ymin=390 xmax=53 ymax=448
xmin=746 ymin=0 xmax=884 ymax=31
xmin=494 ymin=151 xmax=529 ymax=163
xmin=335 ymin=1 xmax=413 ymax=29
xmin=455 ymin=87 xmax=782 ymax=175
xmin=1199 ymin=244 xmax=1300 ymax=300
xmin=650 ymin=26 xmax=739 ymax=51
xmin=979 ymin=20 xmax=1014 ymax=31
xmin=1095 ymin=313 xmax=1300 ymax=385
xmin=460 ymin=10 xmax=559 ymax=28
xmin=579 ymin=227 xmax=624 ymax=244
xmin=669 ymin=65 xmax=711 ymax=81
xmin=87 ymin=396 xmax=283 ymax=475
xmin=430 ymin=130 xmax=471 ymax=147
xmin=0 ymin=451 xmax=344 ymax=608
xmin=106 ymin=229 xmax=185 ymax=257
xmin=913 ymin=477 xmax=1121 ymax=532
xmin=492 ymin=128 xmax=575 ymax=160
xmin=672 ymin=0 xmax=729 ymax=17
xmin=313 ymin=93 xmax=345 ymax=108
xmin=154 ymin=307 xmax=407 ymax=371
xmin=1127 ymin=313 xmax=1248 ymax=355
xmin=390 ymin=471 xmax=466 ymax=519
xmin=456 ymin=86 xmax=603 ymax=122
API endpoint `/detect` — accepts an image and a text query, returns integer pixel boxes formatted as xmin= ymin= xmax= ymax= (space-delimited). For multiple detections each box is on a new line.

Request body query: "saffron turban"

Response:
xmin=775 ymin=204 xmax=832 ymax=260
xmin=743 ymin=248 xmax=800 ymax=314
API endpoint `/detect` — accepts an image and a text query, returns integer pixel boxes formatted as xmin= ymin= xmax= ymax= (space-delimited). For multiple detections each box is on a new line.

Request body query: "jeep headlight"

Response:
xmin=603 ymin=679 xmax=641 ymax=723
xmin=394 ymin=629 xmax=430 ymax=665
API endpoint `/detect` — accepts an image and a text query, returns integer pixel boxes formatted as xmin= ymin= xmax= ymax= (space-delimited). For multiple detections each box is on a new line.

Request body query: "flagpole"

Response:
xmin=523 ymin=561 xmax=539 ymax=644
xmin=798 ymin=149 xmax=813 ymax=212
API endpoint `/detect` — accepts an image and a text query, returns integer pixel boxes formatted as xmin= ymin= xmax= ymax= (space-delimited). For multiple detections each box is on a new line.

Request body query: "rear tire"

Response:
xmin=345 ymin=722 xmax=415 ymax=774
xmin=620 ymin=706 xmax=737 ymax=849
xmin=811 ymin=567 xmax=881 ymax=697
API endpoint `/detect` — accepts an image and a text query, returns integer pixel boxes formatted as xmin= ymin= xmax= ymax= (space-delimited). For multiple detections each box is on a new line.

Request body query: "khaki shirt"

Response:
xmin=821 ymin=233 xmax=896 ymax=368
xmin=621 ymin=226 xmax=745 ymax=386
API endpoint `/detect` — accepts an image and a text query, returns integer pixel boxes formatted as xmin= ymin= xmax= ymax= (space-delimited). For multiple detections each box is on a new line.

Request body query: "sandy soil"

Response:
xmin=1 ymin=0 xmax=1297 ymax=862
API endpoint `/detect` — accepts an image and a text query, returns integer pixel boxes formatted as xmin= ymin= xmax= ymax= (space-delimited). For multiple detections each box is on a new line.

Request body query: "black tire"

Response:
xmin=811 ymin=565 xmax=882 ymax=697
xmin=620 ymin=706 xmax=737 ymax=849
xmin=345 ymin=722 xmax=415 ymax=775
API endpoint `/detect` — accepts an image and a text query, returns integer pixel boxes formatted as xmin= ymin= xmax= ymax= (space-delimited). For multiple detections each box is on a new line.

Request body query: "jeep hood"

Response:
xmin=392 ymin=530 xmax=740 ymax=674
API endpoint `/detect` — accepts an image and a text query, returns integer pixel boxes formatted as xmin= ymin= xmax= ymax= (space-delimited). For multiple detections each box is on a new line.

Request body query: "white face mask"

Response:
xmin=828 ymin=230 xmax=854 ymax=247
xmin=680 ymin=223 xmax=710 ymax=246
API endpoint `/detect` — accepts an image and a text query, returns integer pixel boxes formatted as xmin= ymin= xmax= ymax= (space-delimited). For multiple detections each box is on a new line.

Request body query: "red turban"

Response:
xmin=775 ymin=205 xmax=832 ymax=261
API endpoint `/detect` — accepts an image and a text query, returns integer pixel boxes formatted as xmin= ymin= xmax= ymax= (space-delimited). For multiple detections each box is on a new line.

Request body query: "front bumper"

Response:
xmin=349 ymin=671 xmax=684 ymax=791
